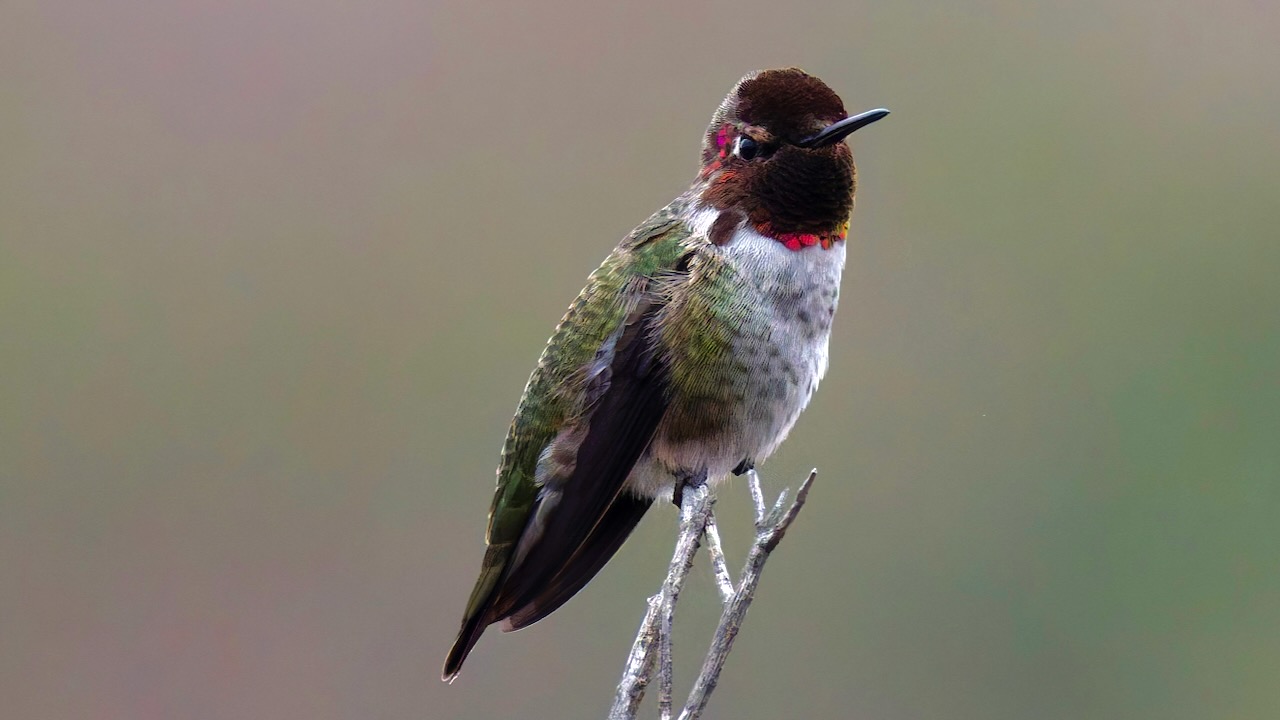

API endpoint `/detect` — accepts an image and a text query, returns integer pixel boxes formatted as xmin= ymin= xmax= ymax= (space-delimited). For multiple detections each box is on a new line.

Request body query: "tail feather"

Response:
xmin=442 ymin=608 xmax=490 ymax=682
xmin=503 ymin=492 xmax=652 ymax=630
xmin=441 ymin=541 xmax=515 ymax=681
xmin=441 ymin=492 xmax=653 ymax=681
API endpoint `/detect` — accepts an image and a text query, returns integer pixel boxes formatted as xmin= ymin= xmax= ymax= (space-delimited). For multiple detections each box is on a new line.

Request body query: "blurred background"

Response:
xmin=2 ymin=1 xmax=1278 ymax=718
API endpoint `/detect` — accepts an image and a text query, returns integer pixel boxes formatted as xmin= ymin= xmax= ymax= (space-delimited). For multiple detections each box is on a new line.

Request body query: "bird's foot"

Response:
xmin=671 ymin=469 xmax=708 ymax=508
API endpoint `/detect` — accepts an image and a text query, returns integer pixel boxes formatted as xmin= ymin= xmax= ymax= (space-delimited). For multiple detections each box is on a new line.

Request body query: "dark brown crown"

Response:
xmin=698 ymin=69 xmax=857 ymax=238
xmin=704 ymin=68 xmax=847 ymax=155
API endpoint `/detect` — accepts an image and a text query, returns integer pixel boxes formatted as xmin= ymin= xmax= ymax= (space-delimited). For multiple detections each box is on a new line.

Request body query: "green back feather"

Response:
xmin=458 ymin=199 xmax=695 ymax=622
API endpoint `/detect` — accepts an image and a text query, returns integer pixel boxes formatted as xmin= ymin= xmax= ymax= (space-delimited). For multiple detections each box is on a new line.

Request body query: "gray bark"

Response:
xmin=607 ymin=469 xmax=819 ymax=720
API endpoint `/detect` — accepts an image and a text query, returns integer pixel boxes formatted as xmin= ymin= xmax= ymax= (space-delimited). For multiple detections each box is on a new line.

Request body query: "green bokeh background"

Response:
xmin=3 ymin=1 xmax=1277 ymax=718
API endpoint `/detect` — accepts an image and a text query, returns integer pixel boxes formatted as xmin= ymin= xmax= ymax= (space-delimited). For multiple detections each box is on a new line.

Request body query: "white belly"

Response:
xmin=629 ymin=215 xmax=846 ymax=498
xmin=722 ymin=223 xmax=844 ymax=452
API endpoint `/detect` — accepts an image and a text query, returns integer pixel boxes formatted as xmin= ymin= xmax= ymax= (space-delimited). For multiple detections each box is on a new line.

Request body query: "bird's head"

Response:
xmin=698 ymin=68 xmax=888 ymax=249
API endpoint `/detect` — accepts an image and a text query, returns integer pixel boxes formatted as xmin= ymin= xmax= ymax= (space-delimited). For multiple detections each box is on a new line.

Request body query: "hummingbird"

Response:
xmin=443 ymin=68 xmax=888 ymax=681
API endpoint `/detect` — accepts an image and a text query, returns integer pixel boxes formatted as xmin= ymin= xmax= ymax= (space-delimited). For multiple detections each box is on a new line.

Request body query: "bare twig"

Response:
xmin=678 ymin=469 xmax=817 ymax=719
xmin=658 ymin=598 xmax=673 ymax=720
xmin=608 ymin=482 xmax=714 ymax=720
xmin=608 ymin=595 xmax=660 ymax=719
xmin=701 ymin=514 xmax=735 ymax=603
xmin=608 ymin=469 xmax=819 ymax=720
xmin=747 ymin=468 xmax=766 ymax=525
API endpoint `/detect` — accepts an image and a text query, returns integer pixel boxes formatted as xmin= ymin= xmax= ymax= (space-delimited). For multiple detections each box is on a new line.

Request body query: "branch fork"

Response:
xmin=608 ymin=468 xmax=819 ymax=720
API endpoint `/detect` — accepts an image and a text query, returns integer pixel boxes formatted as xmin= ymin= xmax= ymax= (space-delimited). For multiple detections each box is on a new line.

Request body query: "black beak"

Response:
xmin=796 ymin=107 xmax=890 ymax=149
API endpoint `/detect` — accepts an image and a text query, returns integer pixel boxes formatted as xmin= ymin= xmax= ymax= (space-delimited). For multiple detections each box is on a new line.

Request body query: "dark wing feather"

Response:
xmin=443 ymin=301 xmax=670 ymax=680
xmin=503 ymin=491 xmax=652 ymax=630
xmin=488 ymin=302 xmax=667 ymax=621
xmin=443 ymin=206 xmax=696 ymax=682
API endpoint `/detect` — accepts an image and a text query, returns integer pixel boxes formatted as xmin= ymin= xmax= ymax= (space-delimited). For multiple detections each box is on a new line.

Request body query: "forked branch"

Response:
xmin=607 ymin=469 xmax=819 ymax=720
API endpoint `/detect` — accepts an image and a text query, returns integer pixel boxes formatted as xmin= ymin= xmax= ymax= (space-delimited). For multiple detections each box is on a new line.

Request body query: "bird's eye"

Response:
xmin=734 ymin=136 xmax=760 ymax=160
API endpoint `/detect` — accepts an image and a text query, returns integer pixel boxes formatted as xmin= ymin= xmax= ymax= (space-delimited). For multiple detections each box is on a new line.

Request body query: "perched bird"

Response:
xmin=443 ymin=68 xmax=888 ymax=681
